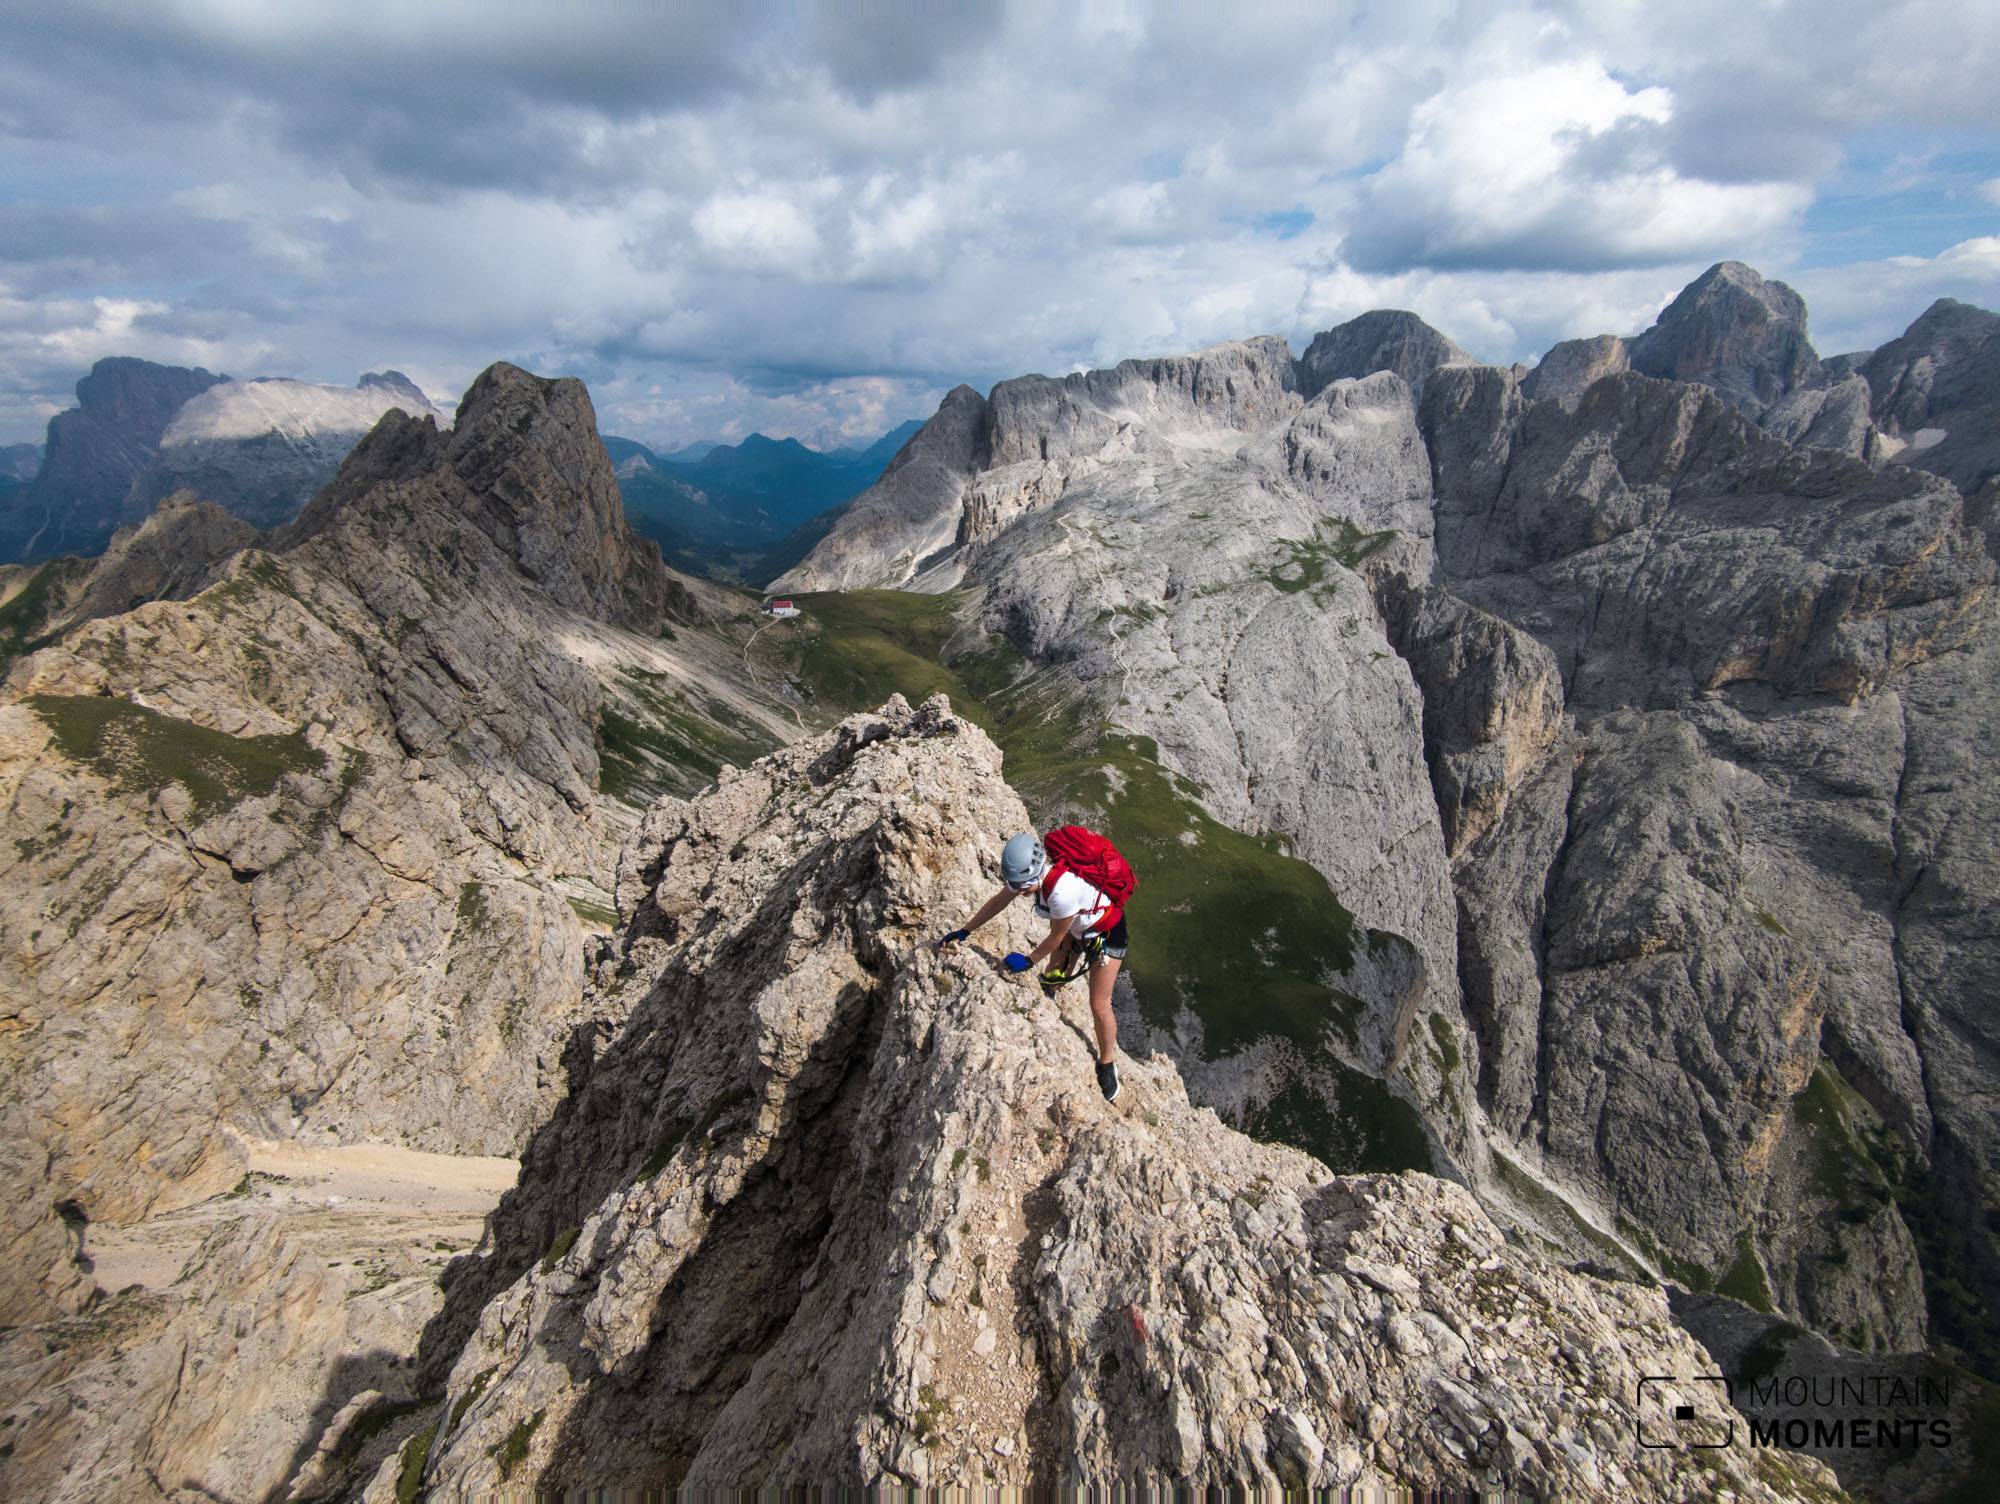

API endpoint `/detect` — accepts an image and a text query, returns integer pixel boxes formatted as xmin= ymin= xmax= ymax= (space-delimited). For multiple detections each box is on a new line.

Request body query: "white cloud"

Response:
xmin=1790 ymin=237 xmax=2000 ymax=354
xmin=691 ymin=190 xmax=823 ymax=276
xmin=1346 ymin=54 xmax=1812 ymax=271
xmin=0 ymin=1 xmax=1993 ymax=448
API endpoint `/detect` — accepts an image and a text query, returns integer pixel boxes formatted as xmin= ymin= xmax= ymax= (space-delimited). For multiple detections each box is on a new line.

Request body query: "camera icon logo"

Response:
xmin=1636 ymin=1375 xmax=1734 ymax=1449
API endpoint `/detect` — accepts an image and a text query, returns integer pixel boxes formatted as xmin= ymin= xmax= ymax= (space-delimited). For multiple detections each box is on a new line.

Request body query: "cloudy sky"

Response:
xmin=3 ymin=0 xmax=1997 ymax=450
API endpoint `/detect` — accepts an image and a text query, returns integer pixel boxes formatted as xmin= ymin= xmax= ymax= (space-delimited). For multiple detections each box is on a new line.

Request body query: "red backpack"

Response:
xmin=1039 ymin=825 xmax=1138 ymax=932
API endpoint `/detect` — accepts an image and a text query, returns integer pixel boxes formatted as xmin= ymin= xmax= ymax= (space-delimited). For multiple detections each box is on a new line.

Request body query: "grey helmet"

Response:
xmin=1001 ymin=832 xmax=1047 ymax=888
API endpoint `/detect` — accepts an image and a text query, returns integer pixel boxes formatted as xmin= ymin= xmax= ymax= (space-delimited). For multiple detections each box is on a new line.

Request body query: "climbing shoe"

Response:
xmin=1096 ymin=1060 xmax=1121 ymax=1102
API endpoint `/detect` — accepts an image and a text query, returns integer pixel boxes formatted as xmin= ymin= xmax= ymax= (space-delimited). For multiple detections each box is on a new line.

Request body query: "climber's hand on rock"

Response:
xmin=937 ymin=929 xmax=970 ymax=951
xmin=1003 ymin=952 xmax=1032 ymax=973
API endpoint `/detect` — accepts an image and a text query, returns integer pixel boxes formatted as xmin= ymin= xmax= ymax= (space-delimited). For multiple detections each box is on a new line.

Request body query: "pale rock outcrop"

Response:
xmin=769 ymin=384 xmax=992 ymax=592
xmin=777 ymin=271 xmax=2000 ymax=1373
xmin=1422 ymin=366 xmax=1989 ymax=709
xmin=1416 ymin=346 xmax=1993 ymax=1345
xmin=405 ymin=698 xmax=1836 ymax=1499
xmin=1760 ymin=371 xmax=1879 ymax=459
xmin=1375 ymin=577 xmax=1565 ymax=858
xmin=951 ymin=372 xmax=1462 ymax=1140
xmin=1861 ymin=296 xmax=2000 ymax=496
xmin=146 ymin=370 xmax=445 ymax=530
xmin=1520 ymin=332 xmax=1631 ymax=408
xmin=772 ymin=338 xmax=1303 ymax=594
xmin=3 ymin=357 xmax=226 ymax=562
xmin=0 ymin=1214 xmax=438 ymax=1504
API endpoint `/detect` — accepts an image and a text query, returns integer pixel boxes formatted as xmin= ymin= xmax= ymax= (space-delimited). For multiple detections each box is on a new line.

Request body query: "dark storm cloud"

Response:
xmin=0 ymin=202 xmax=253 ymax=290
xmin=798 ymin=0 xmax=1006 ymax=99
xmin=0 ymin=1 xmax=763 ymax=195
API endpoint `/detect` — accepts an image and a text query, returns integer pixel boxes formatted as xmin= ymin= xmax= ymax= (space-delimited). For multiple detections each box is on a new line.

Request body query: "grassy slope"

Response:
xmin=766 ymin=589 xmax=1430 ymax=1174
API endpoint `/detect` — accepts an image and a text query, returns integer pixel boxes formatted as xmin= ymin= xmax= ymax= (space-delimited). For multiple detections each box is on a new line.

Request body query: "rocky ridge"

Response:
xmin=777 ymin=266 xmax=2000 ymax=1427
xmin=0 ymin=363 xmax=791 ymax=1327
xmin=395 ymin=694 xmax=1836 ymax=1499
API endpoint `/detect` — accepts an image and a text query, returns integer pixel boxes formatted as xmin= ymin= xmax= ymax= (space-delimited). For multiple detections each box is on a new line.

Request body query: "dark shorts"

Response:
xmin=1084 ymin=914 xmax=1129 ymax=963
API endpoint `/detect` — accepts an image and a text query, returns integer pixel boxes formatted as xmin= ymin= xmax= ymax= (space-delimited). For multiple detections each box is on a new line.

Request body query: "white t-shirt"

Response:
xmin=1033 ymin=870 xmax=1112 ymax=934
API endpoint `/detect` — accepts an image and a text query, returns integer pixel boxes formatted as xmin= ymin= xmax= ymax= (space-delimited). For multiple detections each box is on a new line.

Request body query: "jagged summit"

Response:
xmin=1 ymin=358 xmax=449 ymax=562
xmin=1626 ymin=260 xmax=1820 ymax=413
xmin=289 ymin=360 xmax=692 ymax=633
xmin=1296 ymin=309 xmax=1473 ymax=406
xmin=1859 ymin=296 xmax=2000 ymax=495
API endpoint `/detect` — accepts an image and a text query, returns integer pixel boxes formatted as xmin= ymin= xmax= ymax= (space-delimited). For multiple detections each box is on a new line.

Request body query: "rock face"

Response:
xmin=773 ymin=339 xmax=1304 ymax=594
xmin=1419 ymin=357 xmax=1989 ymax=1349
xmin=0 ymin=362 xmax=780 ymax=1325
xmin=0 ymin=363 xmax=447 ymax=565
xmin=1627 ymin=261 xmax=1821 ymax=415
xmin=1520 ymin=333 xmax=1631 ymax=407
xmin=1672 ymin=1291 xmax=1979 ymax=1502
xmin=147 ymin=370 xmax=445 ymax=529
xmin=1422 ymin=367 xmax=1986 ymax=708
xmin=1296 ymin=309 xmax=1472 ymax=408
xmin=405 ymin=696 xmax=1833 ymax=1500
xmin=769 ymin=384 xmax=992 ymax=592
xmin=1861 ymin=297 xmax=2000 ymax=496
xmin=2 ymin=357 xmax=226 ymax=562
xmin=5 ymin=266 xmax=1999 ymax=1494
xmin=0 ymin=1215 xmax=435 ymax=1504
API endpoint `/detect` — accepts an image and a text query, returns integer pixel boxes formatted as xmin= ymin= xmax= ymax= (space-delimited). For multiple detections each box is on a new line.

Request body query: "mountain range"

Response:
xmin=0 ymin=262 xmax=1994 ymax=1498
xmin=605 ymin=421 xmax=923 ymax=584
xmin=0 ymin=363 xmax=449 ymax=564
xmin=0 ymin=357 xmax=920 ymax=592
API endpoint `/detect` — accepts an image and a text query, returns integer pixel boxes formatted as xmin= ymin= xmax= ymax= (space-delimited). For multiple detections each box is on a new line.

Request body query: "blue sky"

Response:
xmin=1 ymin=0 xmax=1996 ymax=449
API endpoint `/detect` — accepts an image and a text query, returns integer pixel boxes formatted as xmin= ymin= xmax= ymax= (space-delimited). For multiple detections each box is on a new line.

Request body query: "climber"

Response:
xmin=936 ymin=828 xmax=1135 ymax=1103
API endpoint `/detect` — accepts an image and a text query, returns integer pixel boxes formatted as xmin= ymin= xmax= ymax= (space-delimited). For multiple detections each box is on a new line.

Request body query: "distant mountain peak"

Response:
xmin=1626 ymin=260 xmax=1818 ymax=412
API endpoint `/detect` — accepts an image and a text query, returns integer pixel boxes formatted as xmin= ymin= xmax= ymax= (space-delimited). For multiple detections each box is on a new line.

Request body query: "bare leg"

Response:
xmin=1087 ymin=955 xmax=1122 ymax=1064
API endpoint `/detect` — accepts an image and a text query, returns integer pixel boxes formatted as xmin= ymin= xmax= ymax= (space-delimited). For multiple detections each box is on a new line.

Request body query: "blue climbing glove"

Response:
xmin=1004 ymin=952 xmax=1032 ymax=973
xmin=936 ymin=929 xmax=970 ymax=951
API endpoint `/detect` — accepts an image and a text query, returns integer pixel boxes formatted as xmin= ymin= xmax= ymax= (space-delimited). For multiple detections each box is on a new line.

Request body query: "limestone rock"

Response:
xmin=1627 ymin=261 xmax=1821 ymax=415
xmin=285 ymin=361 xmax=695 ymax=634
xmin=1423 ymin=367 xmax=1991 ymax=710
xmin=1673 ymin=1291 xmax=1982 ymax=1503
xmin=0 ymin=1218 xmax=351 ymax=1504
xmin=768 ymin=384 xmax=992 ymax=592
xmin=1376 ymin=577 xmax=1565 ymax=857
xmin=773 ymin=338 xmax=1303 ymax=593
xmin=1861 ymin=296 xmax=2000 ymax=496
xmin=952 ymin=373 xmax=1459 ymax=1091
xmin=0 ymin=361 xmax=783 ymax=1325
xmin=1760 ymin=372 xmax=1878 ymax=459
xmin=407 ymin=698 xmax=1834 ymax=1500
xmin=1520 ymin=333 xmax=1631 ymax=408
xmin=1294 ymin=309 xmax=1472 ymax=409
xmin=147 ymin=371 xmax=445 ymax=531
